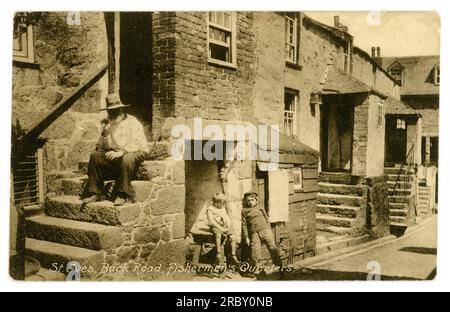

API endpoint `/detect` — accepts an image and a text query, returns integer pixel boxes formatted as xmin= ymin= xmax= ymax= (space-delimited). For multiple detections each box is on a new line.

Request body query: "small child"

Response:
xmin=190 ymin=193 xmax=238 ymax=265
xmin=241 ymin=192 xmax=282 ymax=271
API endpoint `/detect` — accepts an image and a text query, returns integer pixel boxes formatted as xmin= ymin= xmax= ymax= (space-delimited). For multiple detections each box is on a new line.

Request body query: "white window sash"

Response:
xmin=285 ymin=15 xmax=297 ymax=63
xmin=207 ymin=12 xmax=236 ymax=67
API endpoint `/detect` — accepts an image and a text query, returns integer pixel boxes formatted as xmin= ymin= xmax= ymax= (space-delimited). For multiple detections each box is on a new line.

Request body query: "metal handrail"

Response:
xmin=392 ymin=144 xmax=415 ymax=196
xmin=12 ymin=64 xmax=108 ymax=167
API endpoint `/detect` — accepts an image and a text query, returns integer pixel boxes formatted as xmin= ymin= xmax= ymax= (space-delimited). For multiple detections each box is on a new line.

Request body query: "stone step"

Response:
xmin=389 ymin=202 xmax=407 ymax=209
xmin=390 ymin=209 xmax=408 ymax=217
xmin=317 ymin=225 xmax=354 ymax=235
xmin=387 ymin=181 xmax=413 ymax=189
xmin=388 ymin=195 xmax=414 ymax=204
xmin=25 ymin=238 xmax=104 ymax=274
xmin=316 ymin=204 xmax=359 ymax=218
xmin=61 ymin=177 xmax=153 ymax=202
xmin=316 ymin=214 xmax=355 ymax=228
xmin=389 ymin=216 xmax=407 ymax=224
xmin=26 ymin=215 xmax=123 ymax=251
xmin=45 ymin=195 xmax=141 ymax=226
xmin=386 ymin=174 xmax=413 ymax=182
xmin=79 ymin=157 xmax=173 ymax=180
xmin=318 ymin=172 xmax=352 ymax=185
xmin=23 ymin=204 xmax=44 ymax=218
xmin=318 ymin=193 xmax=362 ymax=207
xmin=316 ymin=234 xmax=372 ymax=255
xmin=388 ymin=189 xmax=412 ymax=196
xmin=318 ymin=183 xmax=364 ymax=196
xmin=25 ymin=268 xmax=66 ymax=281
xmin=384 ymin=167 xmax=414 ymax=175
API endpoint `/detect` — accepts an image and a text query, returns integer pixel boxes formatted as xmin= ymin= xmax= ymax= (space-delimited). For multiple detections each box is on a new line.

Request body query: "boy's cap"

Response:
xmin=243 ymin=191 xmax=258 ymax=198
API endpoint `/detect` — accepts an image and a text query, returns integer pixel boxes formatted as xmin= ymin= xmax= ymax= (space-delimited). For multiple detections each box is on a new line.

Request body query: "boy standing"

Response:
xmin=241 ymin=192 xmax=282 ymax=271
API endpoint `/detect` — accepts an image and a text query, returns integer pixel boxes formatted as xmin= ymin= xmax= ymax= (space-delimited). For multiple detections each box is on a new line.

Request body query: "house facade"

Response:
xmin=377 ymin=54 xmax=439 ymax=218
xmin=11 ymin=11 xmax=422 ymax=280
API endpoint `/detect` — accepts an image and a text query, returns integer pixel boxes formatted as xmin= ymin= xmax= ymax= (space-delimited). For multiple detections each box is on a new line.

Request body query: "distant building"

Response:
xmin=377 ymin=55 xmax=440 ymax=166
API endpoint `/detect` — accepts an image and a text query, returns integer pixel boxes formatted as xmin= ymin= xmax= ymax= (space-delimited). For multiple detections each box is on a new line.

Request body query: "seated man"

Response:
xmin=190 ymin=193 xmax=239 ymax=266
xmin=82 ymin=94 xmax=149 ymax=206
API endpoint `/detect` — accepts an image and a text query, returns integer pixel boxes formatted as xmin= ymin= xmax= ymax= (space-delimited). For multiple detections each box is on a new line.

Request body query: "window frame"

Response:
xmin=292 ymin=168 xmax=303 ymax=192
xmin=207 ymin=12 xmax=237 ymax=69
xmin=396 ymin=118 xmax=406 ymax=130
xmin=285 ymin=13 xmax=298 ymax=65
xmin=284 ymin=89 xmax=298 ymax=137
xmin=377 ymin=102 xmax=384 ymax=129
xmin=387 ymin=61 xmax=405 ymax=86
xmin=389 ymin=69 xmax=404 ymax=86
xmin=13 ymin=21 xmax=35 ymax=64
xmin=343 ymin=42 xmax=351 ymax=74
xmin=434 ymin=64 xmax=440 ymax=86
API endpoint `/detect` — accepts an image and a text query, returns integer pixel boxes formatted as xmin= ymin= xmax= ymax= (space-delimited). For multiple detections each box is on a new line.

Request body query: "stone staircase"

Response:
xmin=385 ymin=167 xmax=416 ymax=227
xmin=316 ymin=176 xmax=366 ymax=237
xmin=418 ymin=185 xmax=432 ymax=216
xmin=23 ymin=157 xmax=186 ymax=281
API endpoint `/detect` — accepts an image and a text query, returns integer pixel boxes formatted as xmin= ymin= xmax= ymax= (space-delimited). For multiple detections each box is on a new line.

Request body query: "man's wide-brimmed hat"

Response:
xmin=100 ymin=94 xmax=130 ymax=111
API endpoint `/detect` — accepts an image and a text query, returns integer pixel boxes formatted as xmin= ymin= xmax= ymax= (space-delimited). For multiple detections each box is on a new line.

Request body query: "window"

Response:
xmin=388 ymin=61 xmax=405 ymax=86
xmin=292 ymin=168 xmax=303 ymax=191
xmin=207 ymin=12 xmax=236 ymax=67
xmin=389 ymin=70 xmax=403 ymax=86
xmin=13 ymin=13 xmax=35 ymax=63
xmin=285 ymin=13 xmax=298 ymax=64
xmin=284 ymin=89 xmax=298 ymax=137
xmin=343 ymin=42 xmax=351 ymax=73
xmin=377 ymin=103 xmax=384 ymax=128
xmin=434 ymin=64 xmax=440 ymax=85
xmin=396 ymin=118 xmax=406 ymax=130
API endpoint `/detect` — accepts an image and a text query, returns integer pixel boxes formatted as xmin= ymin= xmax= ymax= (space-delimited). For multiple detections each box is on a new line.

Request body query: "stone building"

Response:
xmin=11 ymin=11 xmax=417 ymax=280
xmin=255 ymin=14 xmax=398 ymax=244
xmin=376 ymin=54 xmax=439 ymax=220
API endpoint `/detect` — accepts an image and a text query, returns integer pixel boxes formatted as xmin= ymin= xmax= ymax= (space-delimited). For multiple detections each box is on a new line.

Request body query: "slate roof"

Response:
xmin=385 ymin=97 xmax=421 ymax=117
xmin=323 ymin=68 xmax=388 ymax=99
xmin=379 ymin=55 xmax=440 ymax=96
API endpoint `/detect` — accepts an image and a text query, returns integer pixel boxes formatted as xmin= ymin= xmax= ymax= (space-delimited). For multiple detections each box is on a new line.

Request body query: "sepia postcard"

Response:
xmin=9 ymin=11 xmax=439 ymax=282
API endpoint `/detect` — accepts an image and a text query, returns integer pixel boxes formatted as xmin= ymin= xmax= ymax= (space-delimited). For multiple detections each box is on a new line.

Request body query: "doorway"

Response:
xmin=385 ymin=117 xmax=407 ymax=166
xmin=119 ymin=12 xmax=153 ymax=132
xmin=321 ymin=96 xmax=354 ymax=172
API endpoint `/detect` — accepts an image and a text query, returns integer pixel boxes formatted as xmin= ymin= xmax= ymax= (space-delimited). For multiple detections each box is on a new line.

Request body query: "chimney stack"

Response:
xmin=376 ymin=46 xmax=381 ymax=57
xmin=334 ymin=16 xmax=340 ymax=28
xmin=371 ymin=47 xmax=376 ymax=58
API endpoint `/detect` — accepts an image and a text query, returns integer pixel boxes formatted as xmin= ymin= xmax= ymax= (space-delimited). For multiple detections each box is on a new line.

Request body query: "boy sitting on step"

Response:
xmin=190 ymin=193 xmax=239 ymax=266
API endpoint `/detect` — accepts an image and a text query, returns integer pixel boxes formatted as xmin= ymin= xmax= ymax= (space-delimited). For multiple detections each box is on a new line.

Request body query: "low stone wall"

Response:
xmin=366 ymin=175 xmax=390 ymax=238
xmin=47 ymin=140 xmax=189 ymax=280
xmin=97 ymin=156 xmax=187 ymax=280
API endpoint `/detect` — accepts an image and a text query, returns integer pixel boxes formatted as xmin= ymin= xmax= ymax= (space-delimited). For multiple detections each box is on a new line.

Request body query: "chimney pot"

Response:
xmin=334 ymin=16 xmax=340 ymax=28
xmin=371 ymin=47 xmax=376 ymax=58
xmin=376 ymin=46 xmax=381 ymax=57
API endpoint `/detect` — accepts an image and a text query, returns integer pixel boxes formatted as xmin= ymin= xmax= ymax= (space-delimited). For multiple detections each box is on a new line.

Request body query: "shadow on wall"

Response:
xmin=185 ymin=160 xmax=224 ymax=234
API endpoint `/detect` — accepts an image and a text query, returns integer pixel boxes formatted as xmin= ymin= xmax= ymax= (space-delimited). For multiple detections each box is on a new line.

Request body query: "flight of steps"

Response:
xmin=385 ymin=167 xmax=415 ymax=227
xmin=316 ymin=174 xmax=366 ymax=237
xmin=23 ymin=160 xmax=157 ymax=281
xmin=418 ymin=185 xmax=432 ymax=216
